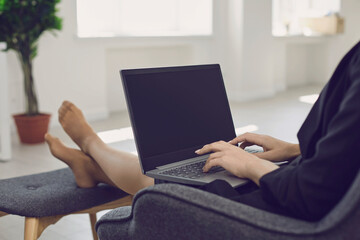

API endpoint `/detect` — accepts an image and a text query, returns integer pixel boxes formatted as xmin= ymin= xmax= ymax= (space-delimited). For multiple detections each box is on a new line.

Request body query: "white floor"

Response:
xmin=0 ymin=85 xmax=323 ymax=239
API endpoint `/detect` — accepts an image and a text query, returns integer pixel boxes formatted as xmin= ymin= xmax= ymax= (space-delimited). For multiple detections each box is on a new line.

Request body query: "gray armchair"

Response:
xmin=96 ymin=170 xmax=360 ymax=240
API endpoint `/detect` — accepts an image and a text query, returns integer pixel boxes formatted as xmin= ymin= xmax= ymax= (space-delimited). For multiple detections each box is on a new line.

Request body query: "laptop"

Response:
xmin=121 ymin=64 xmax=248 ymax=187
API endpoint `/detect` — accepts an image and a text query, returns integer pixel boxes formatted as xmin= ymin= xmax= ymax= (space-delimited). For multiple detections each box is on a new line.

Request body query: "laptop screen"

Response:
xmin=121 ymin=64 xmax=236 ymax=173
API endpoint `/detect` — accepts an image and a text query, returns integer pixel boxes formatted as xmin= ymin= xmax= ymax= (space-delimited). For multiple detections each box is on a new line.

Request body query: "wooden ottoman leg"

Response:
xmin=24 ymin=215 xmax=64 ymax=240
xmin=24 ymin=217 xmax=39 ymax=240
xmin=89 ymin=213 xmax=99 ymax=240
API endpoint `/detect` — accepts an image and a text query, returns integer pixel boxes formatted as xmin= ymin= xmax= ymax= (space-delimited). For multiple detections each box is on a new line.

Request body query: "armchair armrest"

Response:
xmin=96 ymin=183 xmax=326 ymax=240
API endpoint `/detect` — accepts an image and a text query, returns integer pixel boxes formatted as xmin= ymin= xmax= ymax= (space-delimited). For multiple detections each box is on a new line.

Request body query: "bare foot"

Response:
xmin=45 ymin=134 xmax=109 ymax=188
xmin=58 ymin=101 xmax=98 ymax=154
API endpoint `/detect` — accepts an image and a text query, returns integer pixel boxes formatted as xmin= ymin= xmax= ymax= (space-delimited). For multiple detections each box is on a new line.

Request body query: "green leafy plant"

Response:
xmin=0 ymin=0 xmax=62 ymax=116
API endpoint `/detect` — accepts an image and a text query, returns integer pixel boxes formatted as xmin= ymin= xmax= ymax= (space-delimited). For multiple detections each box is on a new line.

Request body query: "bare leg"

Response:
xmin=45 ymin=134 xmax=116 ymax=188
xmin=57 ymin=101 xmax=154 ymax=195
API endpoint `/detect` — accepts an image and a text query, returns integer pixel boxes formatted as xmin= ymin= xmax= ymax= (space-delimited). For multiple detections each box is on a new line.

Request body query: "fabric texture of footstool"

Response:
xmin=0 ymin=168 xmax=128 ymax=217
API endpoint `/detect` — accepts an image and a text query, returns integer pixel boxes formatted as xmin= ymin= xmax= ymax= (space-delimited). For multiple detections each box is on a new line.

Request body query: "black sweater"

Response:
xmin=260 ymin=41 xmax=360 ymax=221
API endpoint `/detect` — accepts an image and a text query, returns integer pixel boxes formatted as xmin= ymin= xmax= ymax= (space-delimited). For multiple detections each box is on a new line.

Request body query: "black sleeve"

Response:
xmin=259 ymin=54 xmax=360 ymax=221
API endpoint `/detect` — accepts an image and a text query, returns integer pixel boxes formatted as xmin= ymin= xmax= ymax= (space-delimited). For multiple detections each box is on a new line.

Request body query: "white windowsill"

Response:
xmin=272 ymin=33 xmax=343 ymax=44
xmin=74 ymin=34 xmax=214 ymax=41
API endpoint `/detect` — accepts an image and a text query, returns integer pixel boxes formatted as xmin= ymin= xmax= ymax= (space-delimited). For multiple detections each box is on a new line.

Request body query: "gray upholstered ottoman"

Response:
xmin=0 ymin=168 xmax=132 ymax=240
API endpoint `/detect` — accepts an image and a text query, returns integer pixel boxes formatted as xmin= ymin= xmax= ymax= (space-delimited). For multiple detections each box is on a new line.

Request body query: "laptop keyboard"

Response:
xmin=244 ymin=148 xmax=261 ymax=153
xmin=158 ymin=160 xmax=224 ymax=179
xmin=158 ymin=147 xmax=263 ymax=179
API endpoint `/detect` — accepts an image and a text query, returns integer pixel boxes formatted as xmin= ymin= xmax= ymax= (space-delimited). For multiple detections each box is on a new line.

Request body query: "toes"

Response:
xmin=44 ymin=133 xmax=51 ymax=145
xmin=62 ymin=100 xmax=72 ymax=107
xmin=44 ymin=133 xmax=50 ymax=141
xmin=58 ymin=111 xmax=64 ymax=123
xmin=58 ymin=101 xmax=77 ymax=116
xmin=63 ymin=101 xmax=75 ymax=111
xmin=59 ymin=101 xmax=74 ymax=113
xmin=44 ymin=133 xmax=55 ymax=144
xmin=58 ymin=104 xmax=66 ymax=119
xmin=58 ymin=101 xmax=73 ymax=122
xmin=44 ymin=133 xmax=59 ymax=145
xmin=45 ymin=135 xmax=67 ymax=158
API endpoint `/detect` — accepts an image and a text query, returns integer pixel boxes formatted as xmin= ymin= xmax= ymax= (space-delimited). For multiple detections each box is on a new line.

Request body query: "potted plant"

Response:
xmin=0 ymin=0 xmax=62 ymax=143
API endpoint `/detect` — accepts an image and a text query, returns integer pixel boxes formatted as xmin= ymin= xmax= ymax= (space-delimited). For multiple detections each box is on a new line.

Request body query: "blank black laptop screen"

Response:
xmin=121 ymin=64 xmax=236 ymax=173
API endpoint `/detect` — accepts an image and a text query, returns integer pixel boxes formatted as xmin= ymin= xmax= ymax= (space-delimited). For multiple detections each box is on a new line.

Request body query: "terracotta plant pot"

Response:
xmin=13 ymin=113 xmax=51 ymax=144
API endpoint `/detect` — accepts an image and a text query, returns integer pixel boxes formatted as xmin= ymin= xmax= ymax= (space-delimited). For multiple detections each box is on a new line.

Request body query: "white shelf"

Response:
xmin=272 ymin=33 xmax=343 ymax=44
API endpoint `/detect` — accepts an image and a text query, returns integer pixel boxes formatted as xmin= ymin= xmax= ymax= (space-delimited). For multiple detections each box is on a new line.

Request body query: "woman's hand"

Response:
xmin=195 ymin=141 xmax=279 ymax=185
xmin=229 ymin=133 xmax=300 ymax=162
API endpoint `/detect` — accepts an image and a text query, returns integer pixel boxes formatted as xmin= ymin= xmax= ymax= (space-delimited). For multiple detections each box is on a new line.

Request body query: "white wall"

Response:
xmin=285 ymin=43 xmax=311 ymax=87
xmin=284 ymin=0 xmax=360 ymax=87
xmin=8 ymin=0 xmax=108 ymax=123
xmin=7 ymin=0 xmax=217 ymax=123
xmin=324 ymin=0 xmax=360 ymax=83
xmin=206 ymin=0 xmax=280 ymax=102
xmin=6 ymin=0 xmax=360 ymax=128
xmin=236 ymin=0 xmax=276 ymax=100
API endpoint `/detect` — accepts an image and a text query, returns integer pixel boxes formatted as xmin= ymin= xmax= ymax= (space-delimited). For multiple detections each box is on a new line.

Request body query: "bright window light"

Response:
xmin=299 ymin=94 xmax=319 ymax=104
xmin=97 ymin=127 xmax=134 ymax=144
xmin=272 ymin=0 xmax=341 ymax=36
xmin=235 ymin=125 xmax=259 ymax=135
xmin=76 ymin=0 xmax=213 ymax=37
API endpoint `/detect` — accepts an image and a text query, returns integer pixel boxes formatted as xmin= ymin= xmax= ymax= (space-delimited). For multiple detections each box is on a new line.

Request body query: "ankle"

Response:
xmin=82 ymin=134 xmax=103 ymax=155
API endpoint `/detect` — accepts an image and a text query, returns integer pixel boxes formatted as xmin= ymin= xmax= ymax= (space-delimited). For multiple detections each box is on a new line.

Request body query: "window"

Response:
xmin=76 ymin=0 xmax=213 ymax=37
xmin=272 ymin=0 xmax=341 ymax=36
